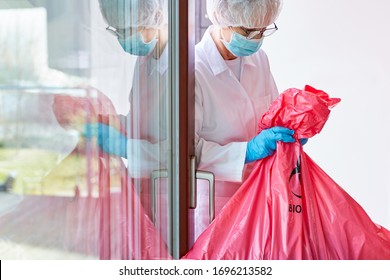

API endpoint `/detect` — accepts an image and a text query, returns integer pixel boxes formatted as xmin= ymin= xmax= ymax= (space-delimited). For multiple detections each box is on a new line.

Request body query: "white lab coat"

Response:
xmin=124 ymin=46 xmax=171 ymax=245
xmin=126 ymin=46 xmax=169 ymax=179
xmin=192 ymin=26 xmax=279 ymax=241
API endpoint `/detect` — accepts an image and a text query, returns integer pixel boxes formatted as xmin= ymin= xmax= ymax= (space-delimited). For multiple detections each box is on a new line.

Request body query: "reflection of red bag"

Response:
xmin=183 ymin=85 xmax=390 ymax=260
xmin=53 ymin=91 xmax=171 ymax=260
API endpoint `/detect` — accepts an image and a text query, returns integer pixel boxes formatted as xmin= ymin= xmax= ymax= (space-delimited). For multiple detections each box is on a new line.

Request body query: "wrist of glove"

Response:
xmin=245 ymin=126 xmax=295 ymax=163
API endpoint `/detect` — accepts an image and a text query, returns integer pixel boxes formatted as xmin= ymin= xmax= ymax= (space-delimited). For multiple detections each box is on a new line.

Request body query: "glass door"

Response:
xmin=96 ymin=0 xmax=176 ymax=260
xmin=0 ymin=0 xmax=197 ymax=260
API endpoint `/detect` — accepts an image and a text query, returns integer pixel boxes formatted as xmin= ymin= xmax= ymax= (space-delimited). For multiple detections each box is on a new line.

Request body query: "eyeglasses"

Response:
xmin=106 ymin=25 xmax=141 ymax=39
xmin=106 ymin=26 xmax=123 ymax=39
xmin=237 ymin=23 xmax=278 ymax=39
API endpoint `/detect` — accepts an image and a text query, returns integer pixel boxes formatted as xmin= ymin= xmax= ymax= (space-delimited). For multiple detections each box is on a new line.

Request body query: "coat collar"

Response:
xmin=138 ymin=44 xmax=168 ymax=75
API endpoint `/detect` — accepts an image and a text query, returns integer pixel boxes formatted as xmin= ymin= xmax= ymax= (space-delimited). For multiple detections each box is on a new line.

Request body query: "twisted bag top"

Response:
xmin=258 ymin=85 xmax=341 ymax=138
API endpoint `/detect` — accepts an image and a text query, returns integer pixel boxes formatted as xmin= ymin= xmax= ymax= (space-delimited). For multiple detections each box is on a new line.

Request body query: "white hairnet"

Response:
xmin=98 ymin=0 xmax=167 ymax=29
xmin=206 ymin=0 xmax=282 ymax=28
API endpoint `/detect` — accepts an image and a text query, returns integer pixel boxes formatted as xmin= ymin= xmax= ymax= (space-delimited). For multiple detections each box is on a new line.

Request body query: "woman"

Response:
xmin=193 ymin=0 xmax=299 ymax=239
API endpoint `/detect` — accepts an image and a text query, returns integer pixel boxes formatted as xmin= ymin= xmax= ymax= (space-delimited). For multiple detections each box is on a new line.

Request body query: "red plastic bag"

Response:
xmin=183 ymin=85 xmax=390 ymax=260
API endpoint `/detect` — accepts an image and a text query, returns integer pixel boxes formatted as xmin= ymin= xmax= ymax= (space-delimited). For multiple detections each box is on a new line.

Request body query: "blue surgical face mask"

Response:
xmin=221 ymin=31 xmax=263 ymax=57
xmin=118 ymin=31 xmax=158 ymax=56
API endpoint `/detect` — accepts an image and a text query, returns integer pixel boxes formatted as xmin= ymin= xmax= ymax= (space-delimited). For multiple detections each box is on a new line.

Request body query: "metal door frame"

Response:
xmin=169 ymin=0 xmax=195 ymax=259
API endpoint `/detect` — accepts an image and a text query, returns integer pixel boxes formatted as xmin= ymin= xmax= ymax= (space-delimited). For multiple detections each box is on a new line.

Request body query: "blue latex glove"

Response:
xmin=245 ymin=126 xmax=295 ymax=163
xmin=300 ymin=138 xmax=308 ymax=146
xmin=84 ymin=123 xmax=127 ymax=158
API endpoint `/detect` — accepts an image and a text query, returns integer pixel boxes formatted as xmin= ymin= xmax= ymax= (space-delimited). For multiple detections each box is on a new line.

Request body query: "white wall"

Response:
xmin=264 ymin=0 xmax=390 ymax=228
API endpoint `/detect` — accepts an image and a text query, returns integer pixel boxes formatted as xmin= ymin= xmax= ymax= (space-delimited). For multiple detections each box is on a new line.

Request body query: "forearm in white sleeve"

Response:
xmin=195 ymin=80 xmax=247 ymax=182
xmin=126 ymin=138 xmax=168 ymax=179
xmin=195 ymin=138 xmax=247 ymax=182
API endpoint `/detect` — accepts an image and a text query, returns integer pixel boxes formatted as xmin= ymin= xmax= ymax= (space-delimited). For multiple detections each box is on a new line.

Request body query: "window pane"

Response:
xmin=0 ymin=0 xmax=172 ymax=260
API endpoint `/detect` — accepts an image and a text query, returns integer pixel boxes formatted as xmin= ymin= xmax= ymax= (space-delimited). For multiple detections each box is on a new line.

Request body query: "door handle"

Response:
xmin=150 ymin=162 xmax=215 ymax=225
xmin=150 ymin=169 xmax=168 ymax=225
xmin=151 ymin=156 xmax=216 ymax=225
xmin=190 ymin=156 xmax=215 ymax=224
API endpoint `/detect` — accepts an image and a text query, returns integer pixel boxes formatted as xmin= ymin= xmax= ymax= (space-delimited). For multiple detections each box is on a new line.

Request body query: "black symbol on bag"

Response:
xmin=289 ymin=156 xmax=302 ymax=199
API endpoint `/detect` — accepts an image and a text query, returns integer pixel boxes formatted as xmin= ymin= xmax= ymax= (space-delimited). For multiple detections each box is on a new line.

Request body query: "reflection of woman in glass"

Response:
xmin=95 ymin=0 xmax=169 ymax=178
xmin=94 ymin=0 xmax=172 ymax=252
